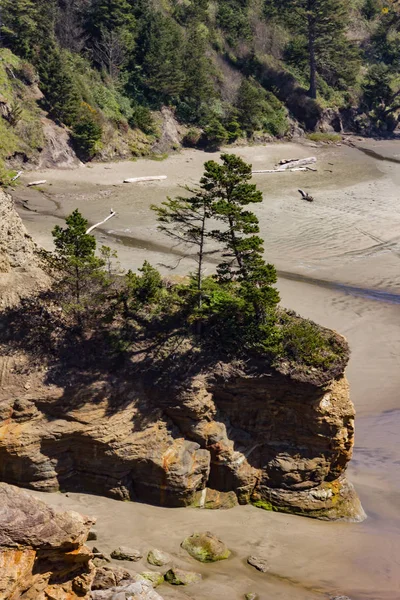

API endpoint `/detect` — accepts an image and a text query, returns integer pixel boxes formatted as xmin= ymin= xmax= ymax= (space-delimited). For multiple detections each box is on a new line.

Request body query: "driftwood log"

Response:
xmin=27 ymin=180 xmax=47 ymax=187
xmin=123 ymin=176 xmax=167 ymax=184
xmin=278 ymin=157 xmax=316 ymax=170
xmin=86 ymin=210 xmax=117 ymax=234
xmin=252 ymin=167 xmax=308 ymax=174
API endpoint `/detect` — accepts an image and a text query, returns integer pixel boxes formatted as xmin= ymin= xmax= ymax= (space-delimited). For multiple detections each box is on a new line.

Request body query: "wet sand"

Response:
xmin=13 ymin=139 xmax=400 ymax=599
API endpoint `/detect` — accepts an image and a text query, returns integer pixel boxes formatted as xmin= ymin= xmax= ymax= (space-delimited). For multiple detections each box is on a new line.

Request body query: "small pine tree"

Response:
xmin=52 ymin=209 xmax=105 ymax=326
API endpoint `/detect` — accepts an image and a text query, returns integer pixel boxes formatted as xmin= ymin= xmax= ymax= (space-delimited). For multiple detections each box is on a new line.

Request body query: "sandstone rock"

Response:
xmin=165 ymin=567 xmax=202 ymax=586
xmin=92 ymin=566 xmax=133 ymax=590
xmin=245 ymin=594 xmax=258 ymax=600
xmin=181 ymin=531 xmax=231 ymax=563
xmin=134 ymin=572 xmax=164 ymax=587
xmin=91 ymin=580 xmax=164 ymax=600
xmin=0 ymin=482 xmax=94 ymax=600
xmin=147 ymin=549 xmax=171 ymax=567
xmin=247 ymin=556 xmax=269 ymax=573
xmin=192 ymin=488 xmax=238 ymax=509
xmin=111 ymin=546 xmax=143 ymax=562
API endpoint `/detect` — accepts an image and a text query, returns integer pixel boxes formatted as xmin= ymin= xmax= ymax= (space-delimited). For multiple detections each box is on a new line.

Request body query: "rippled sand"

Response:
xmin=15 ymin=139 xmax=400 ymax=600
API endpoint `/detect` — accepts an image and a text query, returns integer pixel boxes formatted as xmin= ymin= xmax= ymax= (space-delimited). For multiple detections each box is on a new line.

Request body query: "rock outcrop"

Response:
xmin=0 ymin=482 xmax=94 ymax=600
xmin=0 ymin=190 xmax=49 ymax=308
xmin=0 ymin=189 xmax=364 ymax=521
xmin=0 ymin=359 xmax=364 ymax=521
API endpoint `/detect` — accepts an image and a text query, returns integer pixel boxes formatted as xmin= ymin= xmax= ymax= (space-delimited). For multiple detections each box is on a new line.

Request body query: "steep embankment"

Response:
xmin=0 ymin=189 xmax=364 ymax=521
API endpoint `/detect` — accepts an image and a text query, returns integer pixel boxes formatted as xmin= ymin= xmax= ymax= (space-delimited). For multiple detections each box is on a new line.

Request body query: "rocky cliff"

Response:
xmin=0 ymin=360 xmax=364 ymax=521
xmin=0 ymin=482 xmax=94 ymax=600
xmin=0 ymin=190 xmax=49 ymax=308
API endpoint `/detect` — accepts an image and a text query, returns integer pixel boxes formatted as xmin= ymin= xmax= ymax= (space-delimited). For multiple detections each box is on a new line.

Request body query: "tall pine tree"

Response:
xmin=264 ymin=0 xmax=357 ymax=98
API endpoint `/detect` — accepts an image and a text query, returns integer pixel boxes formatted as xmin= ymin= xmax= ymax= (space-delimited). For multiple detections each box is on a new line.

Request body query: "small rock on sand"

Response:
xmin=165 ymin=567 xmax=202 ymax=586
xmin=134 ymin=571 xmax=164 ymax=587
xmin=181 ymin=531 xmax=231 ymax=562
xmin=111 ymin=546 xmax=143 ymax=562
xmin=147 ymin=549 xmax=171 ymax=567
xmin=247 ymin=556 xmax=269 ymax=573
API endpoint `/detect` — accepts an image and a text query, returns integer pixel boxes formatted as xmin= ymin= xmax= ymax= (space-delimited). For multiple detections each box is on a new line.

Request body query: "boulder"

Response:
xmin=92 ymin=566 xmax=133 ymax=590
xmin=147 ymin=549 xmax=171 ymax=567
xmin=165 ymin=567 xmax=202 ymax=586
xmin=181 ymin=532 xmax=231 ymax=562
xmin=91 ymin=580 xmax=164 ymax=600
xmin=247 ymin=556 xmax=269 ymax=573
xmin=134 ymin=572 xmax=164 ymax=587
xmin=111 ymin=546 xmax=143 ymax=562
xmin=245 ymin=594 xmax=258 ymax=600
xmin=192 ymin=488 xmax=238 ymax=510
xmin=0 ymin=482 xmax=94 ymax=600
xmin=88 ymin=529 xmax=98 ymax=541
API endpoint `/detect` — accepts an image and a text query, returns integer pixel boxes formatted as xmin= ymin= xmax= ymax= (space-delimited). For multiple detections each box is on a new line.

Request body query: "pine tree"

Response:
xmin=52 ymin=209 xmax=105 ymax=325
xmin=264 ymin=0 xmax=356 ymax=98
xmin=201 ymin=154 xmax=279 ymax=318
xmin=0 ymin=0 xmax=38 ymax=58
xmin=151 ymin=187 xmax=215 ymax=310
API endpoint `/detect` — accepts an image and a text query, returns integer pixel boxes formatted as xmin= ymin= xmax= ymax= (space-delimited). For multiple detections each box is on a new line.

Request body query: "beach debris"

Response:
xmin=247 ymin=555 xmax=269 ymax=573
xmin=298 ymin=189 xmax=314 ymax=202
xmin=22 ymin=200 xmax=37 ymax=212
xmin=147 ymin=548 xmax=171 ymax=567
xmin=165 ymin=567 xmax=202 ymax=586
xmin=86 ymin=209 xmax=116 ymax=234
xmin=278 ymin=156 xmax=317 ymax=170
xmin=123 ymin=176 xmax=167 ymax=184
xmin=252 ymin=167 xmax=308 ymax=174
xmin=181 ymin=531 xmax=231 ymax=562
xmin=27 ymin=180 xmax=47 ymax=187
xmin=110 ymin=546 xmax=143 ymax=562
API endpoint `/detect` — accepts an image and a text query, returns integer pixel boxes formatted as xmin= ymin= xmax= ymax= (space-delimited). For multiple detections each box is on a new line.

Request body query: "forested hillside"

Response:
xmin=0 ymin=0 xmax=399 ymax=176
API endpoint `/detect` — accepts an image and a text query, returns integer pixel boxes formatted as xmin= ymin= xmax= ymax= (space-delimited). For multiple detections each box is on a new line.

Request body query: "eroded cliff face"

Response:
xmin=0 ymin=482 xmax=94 ymax=600
xmin=0 ymin=190 xmax=49 ymax=308
xmin=0 ymin=360 xmax=364 ymax=521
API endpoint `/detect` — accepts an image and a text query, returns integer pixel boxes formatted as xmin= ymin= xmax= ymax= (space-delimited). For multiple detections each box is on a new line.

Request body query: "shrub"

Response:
xmin=204 ymin=119 xmax=229 ymax=148
xmin=306 ymin=132 xmax=342 ymax=142
xmin=129 ymin=105 xmax=156 ymax=135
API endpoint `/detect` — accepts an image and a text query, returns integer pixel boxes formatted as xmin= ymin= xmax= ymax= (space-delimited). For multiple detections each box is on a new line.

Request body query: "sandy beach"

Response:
xmin=12 ymin=138 xmax=400 ymax=600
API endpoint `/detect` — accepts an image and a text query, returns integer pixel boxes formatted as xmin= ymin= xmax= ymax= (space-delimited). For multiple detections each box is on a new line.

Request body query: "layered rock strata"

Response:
xmin=0 ymin=361 xmax=364 ymax=521
xmin=0 ymin=482 xmax=94 ymax=600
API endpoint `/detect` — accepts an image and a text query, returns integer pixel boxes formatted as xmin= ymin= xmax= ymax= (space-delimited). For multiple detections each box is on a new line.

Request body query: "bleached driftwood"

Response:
xmin=11 ymin=171 xmax=23 ymax=182
xmin=27 ymin=180 xmax=47 ymax=187
xmin=278 ymin=157 xmax=316 ymax=170
xmin=252 ymin=167 xmax=308 ymax=174
xmin=298 ymin=189 xmax=314 ymax=202
xmin=86 ymin=209 xmax=116 ymax=234
xmin=123 ymin=176 xmax=167 ymax=184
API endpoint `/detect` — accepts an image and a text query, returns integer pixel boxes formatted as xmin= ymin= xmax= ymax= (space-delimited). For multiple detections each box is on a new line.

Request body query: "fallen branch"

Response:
xmin=27 ymin=180 xmax=47 ymax=187
xmin=11 ymin=171 xmax=23 ymax=182
xmin=123 ymin=176 xmax=167 ymax=184
xmin=86 ymin=209 xmax=117 ymax=234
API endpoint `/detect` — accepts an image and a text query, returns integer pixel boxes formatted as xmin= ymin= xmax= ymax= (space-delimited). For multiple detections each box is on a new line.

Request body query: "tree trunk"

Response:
xmin=307 ymin=14 xmax=317 ymax=99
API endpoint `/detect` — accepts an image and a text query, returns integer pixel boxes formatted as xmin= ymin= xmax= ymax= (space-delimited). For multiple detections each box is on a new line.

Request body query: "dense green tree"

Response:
xmin=235 ymin=78 xmax=287 ymax=136
xmin=52 ymin=209 xmax=106 ymax=325
xmin=0 ymin=0 xmax=38 ymax=58
xmin=133 ymin=11 xmax=185 ymax=102
xmin=201 ymin=154 xmax=279 ymax=320
xmin=363 ymin=64 xmax=400 ymax=130
xmin=264 ymin=0 xmax=358 ymax=98
xmin=36 ymin=41 xmax=81 ymax=125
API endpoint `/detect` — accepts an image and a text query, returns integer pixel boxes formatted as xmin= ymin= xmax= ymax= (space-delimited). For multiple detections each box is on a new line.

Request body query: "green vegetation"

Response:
xmin=6 ymin=155 xmax=348 ymax=386
xmin=306 ymin=132 xmax=342 ymax=143
xmin=0 ymin=0 xmax=397 ymax=173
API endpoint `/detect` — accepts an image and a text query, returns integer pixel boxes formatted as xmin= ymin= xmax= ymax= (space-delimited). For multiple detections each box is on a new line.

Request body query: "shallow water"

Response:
xmin=15 ymin=139 xmax=400 ymax=599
